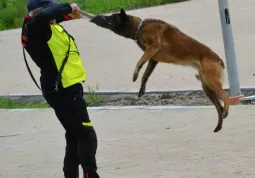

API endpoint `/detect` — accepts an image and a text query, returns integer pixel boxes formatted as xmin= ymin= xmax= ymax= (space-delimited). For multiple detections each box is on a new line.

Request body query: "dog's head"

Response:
xmin=90 ymin=8 xmax=137 ymax=38
xmin=90 ymin=8 xmax=128 ymax=31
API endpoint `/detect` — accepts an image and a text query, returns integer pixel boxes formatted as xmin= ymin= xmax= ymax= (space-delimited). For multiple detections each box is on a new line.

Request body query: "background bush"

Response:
xmin=0 ymin=0 xmax=187 ymax=31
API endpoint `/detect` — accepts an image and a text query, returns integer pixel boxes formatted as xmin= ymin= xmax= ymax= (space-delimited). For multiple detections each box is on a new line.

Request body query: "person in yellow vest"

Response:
xmin=21 ymin=0 xmax=100 ymax=178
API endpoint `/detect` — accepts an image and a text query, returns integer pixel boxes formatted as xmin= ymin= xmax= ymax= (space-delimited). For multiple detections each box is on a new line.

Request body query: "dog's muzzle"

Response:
xmin=90 ymin=15 xmax=109 ymax=27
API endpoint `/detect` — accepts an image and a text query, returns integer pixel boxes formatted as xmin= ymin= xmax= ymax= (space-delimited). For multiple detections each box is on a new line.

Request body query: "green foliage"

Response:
xmin=59 ymin=0 xmax=187 ymax=14
xmin=85 ymin=83 xmax=103 ymax=106
xmin=0 ymin=97 xmax=50 ymax=109
xmin=0 ymin=0 xmax=187 ymax=31
xmin=0 ymin=0 xmax=28 ymax=30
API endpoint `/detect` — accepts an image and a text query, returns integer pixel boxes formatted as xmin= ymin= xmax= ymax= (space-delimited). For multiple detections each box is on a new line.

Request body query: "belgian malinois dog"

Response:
xmin=90 ymin=9 xmax=230 ymax=133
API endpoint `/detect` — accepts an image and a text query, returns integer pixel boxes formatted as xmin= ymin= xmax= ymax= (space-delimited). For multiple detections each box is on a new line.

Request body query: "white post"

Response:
xmin=218 ymin=0 xmax=241 ymax=97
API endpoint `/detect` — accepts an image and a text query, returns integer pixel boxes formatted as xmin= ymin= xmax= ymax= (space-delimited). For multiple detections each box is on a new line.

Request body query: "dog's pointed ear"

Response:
xmin=120 ymin=8 xmax=128 ymax=20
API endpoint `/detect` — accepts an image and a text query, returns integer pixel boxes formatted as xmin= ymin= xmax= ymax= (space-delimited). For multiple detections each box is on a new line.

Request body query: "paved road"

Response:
xmin=0 ymin=0 xmax=255 ymax=95
xmin=1 ymin=106 xmax=255 ymax=178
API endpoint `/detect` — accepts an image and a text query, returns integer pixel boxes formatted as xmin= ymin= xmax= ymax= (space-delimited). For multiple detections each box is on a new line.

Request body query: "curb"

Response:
xmin=1 ymin=105 xmax=216 ymax=112
xmin=0 ymin=88 xmax=201 ymax=97
xmin=1 ymin=86 xmax=255 ymax=97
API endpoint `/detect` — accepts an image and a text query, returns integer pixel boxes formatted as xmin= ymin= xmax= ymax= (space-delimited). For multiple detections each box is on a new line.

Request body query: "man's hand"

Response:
xmin=70 ymin=3 xmax=80 ymax=14
xmin=68 ymin=2 xmax=82 ymax=19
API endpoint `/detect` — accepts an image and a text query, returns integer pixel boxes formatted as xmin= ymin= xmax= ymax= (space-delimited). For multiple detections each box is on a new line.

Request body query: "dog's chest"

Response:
xmin=136 ymin=38 xmax=146 ymax=51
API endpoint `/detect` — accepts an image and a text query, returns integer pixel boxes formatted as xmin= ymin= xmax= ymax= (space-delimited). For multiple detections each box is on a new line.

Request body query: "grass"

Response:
xmin=0 ymin=0 xmax=188 ymax=31
xmin=0 ymin=97 xmax=50 ymax=109
xmin=0 ymin=85 xmax=103 ymax=109
xmin=86 ymin=83 xmax=103 ymax=106
xmin=61 ymin=0 xmax=188 ymax=14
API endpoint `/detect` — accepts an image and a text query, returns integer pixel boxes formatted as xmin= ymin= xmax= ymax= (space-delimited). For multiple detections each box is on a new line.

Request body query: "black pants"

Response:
xmin=43 ymin=83 xmax=100 ymax=178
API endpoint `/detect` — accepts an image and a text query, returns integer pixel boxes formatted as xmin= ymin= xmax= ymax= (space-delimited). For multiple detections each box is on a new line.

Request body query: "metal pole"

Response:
xmin=218 ymin=0 xmax=241 ymax=97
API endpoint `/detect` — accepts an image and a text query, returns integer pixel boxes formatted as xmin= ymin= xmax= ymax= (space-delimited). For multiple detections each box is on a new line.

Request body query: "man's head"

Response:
xmin=27 ymin=0 xmax=61 ymax=24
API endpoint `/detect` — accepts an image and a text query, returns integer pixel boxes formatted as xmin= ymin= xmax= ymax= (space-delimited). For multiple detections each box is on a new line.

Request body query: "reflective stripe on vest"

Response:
xmin=47 ymin=24 xmax=86 ymax=88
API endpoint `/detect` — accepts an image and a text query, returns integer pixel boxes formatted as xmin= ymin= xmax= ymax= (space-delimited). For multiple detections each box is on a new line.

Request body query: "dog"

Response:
xmin=90 ymin=9 xmax=230 ymax=133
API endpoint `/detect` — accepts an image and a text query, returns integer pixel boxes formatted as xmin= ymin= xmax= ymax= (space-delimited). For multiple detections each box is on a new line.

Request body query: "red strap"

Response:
xmin=24 ymin=15 xmax=30 ymax=19
xmin=64 ymin=15 xmax=71 ymax=20
xmin=85 ymin=172 xmax=89 ymax=178
xmin=22 ymin=36 xmax=28 ymax=41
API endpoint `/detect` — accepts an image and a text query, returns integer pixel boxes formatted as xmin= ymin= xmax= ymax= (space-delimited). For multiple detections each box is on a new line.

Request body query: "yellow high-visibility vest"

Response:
xmin=47 ymin=24 xmax=86 ymax=88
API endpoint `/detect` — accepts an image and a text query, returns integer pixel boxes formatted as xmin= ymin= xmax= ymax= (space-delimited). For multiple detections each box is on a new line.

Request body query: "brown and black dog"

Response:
xmin=90 ymin=9 xmax=230 ymax=133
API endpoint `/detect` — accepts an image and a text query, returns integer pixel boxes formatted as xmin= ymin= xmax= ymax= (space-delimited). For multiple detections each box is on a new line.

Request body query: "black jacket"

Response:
xmin=21 ymin=3 xmax=76 ymax=93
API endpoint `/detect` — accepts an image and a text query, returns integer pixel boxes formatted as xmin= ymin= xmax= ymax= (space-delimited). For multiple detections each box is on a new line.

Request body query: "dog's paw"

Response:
xmin=213 ymin=125 xmax=222 ymax=133
xmin=133 ymin=72 xmax=138 ymax=82
xmin=138 ymin=88 xmax=145 ymax=98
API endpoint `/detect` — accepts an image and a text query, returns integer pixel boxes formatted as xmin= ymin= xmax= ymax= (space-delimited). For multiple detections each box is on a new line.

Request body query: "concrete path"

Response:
xmin=1 ymin=0 xmax=255 ymax=95
xmin=1 ymin=106 xmax=255 ymax=178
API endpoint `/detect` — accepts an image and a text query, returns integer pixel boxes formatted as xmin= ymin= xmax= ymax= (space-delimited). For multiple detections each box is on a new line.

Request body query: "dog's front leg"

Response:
xmin=138 ymin=60 xmax=158 ymax=97
xmin=133 ymin=46 xmax=161 ymax=82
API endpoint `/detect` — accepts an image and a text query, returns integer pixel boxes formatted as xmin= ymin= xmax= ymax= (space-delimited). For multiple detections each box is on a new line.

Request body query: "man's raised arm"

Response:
xmin=33 ymin=3 xmax=81 ymax=24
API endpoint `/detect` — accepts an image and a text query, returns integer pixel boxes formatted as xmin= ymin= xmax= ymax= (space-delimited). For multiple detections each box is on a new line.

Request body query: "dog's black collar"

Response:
xmin=135 ymin=19 xmax=144 ymax=42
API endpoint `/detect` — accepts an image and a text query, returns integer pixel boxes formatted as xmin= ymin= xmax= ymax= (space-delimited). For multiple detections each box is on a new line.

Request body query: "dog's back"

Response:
xmin=140 ymin=19 xmax=225 ymax=70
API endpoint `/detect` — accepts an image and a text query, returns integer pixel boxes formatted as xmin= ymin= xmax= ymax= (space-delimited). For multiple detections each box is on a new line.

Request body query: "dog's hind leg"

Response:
xmin=207 ymin=82 xmax=229 ymax=133
xmin=202 ymin=83 xmax=224 ymax=132
xmin=138 ymin=60 xmax=158 ymax=98
xmin=200 ymin=56 xmax=230 ymax=132
xmin=133 ymin=46 xmax=161 ymax=82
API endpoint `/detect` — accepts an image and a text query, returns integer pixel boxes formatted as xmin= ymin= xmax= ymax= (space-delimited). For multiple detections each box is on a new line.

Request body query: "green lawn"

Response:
xmin=0 ymin=0 xmax=187 ymax=30
xmin=61 ymin=0 xmax=187 ymax=14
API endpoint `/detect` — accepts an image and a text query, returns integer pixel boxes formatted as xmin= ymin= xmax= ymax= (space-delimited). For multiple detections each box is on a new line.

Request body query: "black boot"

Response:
xmin=63 ymin=167 xmax=79 ymax=178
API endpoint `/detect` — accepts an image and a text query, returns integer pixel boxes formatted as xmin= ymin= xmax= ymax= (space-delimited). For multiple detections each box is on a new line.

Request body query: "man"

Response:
xmin=21 ymin=0 xmax=100 ymax=177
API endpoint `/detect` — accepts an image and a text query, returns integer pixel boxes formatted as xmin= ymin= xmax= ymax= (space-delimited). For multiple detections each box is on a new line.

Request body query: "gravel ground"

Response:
xmin=99 ymin=91 xmax=212 ymax=106
xmin=96 ymin=90 xmax=255 ymax=107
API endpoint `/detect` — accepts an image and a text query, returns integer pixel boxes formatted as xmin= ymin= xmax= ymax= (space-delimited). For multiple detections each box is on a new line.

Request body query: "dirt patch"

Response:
xmin=96 ymin=90 xmax=255 ymax=107
xmin=98 ymin=91 xmax=211 ymax=106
